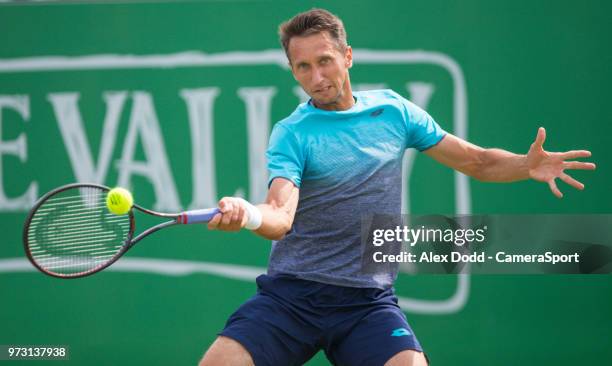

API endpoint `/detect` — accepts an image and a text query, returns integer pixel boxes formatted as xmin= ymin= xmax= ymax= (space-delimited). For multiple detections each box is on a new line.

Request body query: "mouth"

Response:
xmin=314 ymin=85 xmax=332 ymax=94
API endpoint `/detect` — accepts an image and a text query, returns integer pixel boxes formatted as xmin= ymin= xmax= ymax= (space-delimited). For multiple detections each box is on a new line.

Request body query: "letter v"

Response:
xmin=48 ymin=92 xmax=127 ymax=183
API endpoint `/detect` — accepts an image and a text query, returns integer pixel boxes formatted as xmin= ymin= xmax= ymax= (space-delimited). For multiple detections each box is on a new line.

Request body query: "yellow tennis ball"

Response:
xmin=106 ymin=187 xmax=133 ymax=215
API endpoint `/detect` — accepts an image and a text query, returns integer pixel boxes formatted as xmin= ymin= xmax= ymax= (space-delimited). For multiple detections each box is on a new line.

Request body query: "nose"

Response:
xmin=311 ymin=66 xmax=324 ymax=86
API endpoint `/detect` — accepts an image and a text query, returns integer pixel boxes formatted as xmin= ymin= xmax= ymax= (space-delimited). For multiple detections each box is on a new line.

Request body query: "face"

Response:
xmin=287 ymin=31 xmax=353 ymax=110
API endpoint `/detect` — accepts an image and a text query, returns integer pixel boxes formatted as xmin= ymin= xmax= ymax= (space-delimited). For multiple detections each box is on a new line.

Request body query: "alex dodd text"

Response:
xmin=372 ymin=251 xmax=580 ymax=265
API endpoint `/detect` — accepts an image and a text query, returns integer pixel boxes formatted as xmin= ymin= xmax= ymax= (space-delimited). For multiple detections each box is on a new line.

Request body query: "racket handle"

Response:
xmin=178 ymin=208 xmax=221 ymax=224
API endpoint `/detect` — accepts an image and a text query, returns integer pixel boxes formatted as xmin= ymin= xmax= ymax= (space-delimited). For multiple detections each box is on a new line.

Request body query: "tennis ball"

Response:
xmin=106 ymin=187 xmax=133 ymax=215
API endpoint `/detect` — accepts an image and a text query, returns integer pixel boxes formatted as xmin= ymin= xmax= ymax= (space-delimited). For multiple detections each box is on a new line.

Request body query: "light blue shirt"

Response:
xmin=266 ymin=89 xmax=446 ymax=289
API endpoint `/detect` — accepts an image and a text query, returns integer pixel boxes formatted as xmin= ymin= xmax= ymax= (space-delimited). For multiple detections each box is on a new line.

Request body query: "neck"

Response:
xmin=312 ymin=76 xmax=354 ymax=111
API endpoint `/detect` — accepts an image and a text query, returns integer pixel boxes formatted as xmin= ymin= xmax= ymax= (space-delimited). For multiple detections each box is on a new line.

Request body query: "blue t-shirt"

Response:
xmin=266 ymin=89 xmax=446 ymax=289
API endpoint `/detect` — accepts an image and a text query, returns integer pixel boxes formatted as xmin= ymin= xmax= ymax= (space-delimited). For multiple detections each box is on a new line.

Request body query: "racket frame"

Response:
xmin=22 ymin=183 xmax=191 ymax=279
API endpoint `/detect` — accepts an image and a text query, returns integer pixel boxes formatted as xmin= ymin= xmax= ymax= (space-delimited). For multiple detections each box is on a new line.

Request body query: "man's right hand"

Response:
xmin=207 ymin=197 xmax=249 ymax=231
xmin=206 ymin=178 xmax=299 ymax=240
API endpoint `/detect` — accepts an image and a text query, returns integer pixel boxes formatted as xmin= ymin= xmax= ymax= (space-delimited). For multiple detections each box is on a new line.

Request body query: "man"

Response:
xmin=200 ymin=8 xmax=595 ymax=366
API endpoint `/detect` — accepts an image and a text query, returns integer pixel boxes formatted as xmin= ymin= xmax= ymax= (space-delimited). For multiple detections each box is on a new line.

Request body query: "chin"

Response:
xmin=313 ymin=93 xmax=341 ymax=107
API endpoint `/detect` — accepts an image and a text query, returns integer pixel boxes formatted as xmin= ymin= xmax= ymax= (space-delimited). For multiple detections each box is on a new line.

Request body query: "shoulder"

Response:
xmin=367 ymin=89 xmax=429 ymax=121
xmin=356 ymin=88 xmax=404 ymax=100
xmin=354 ymin=89 xmax=417 ymax=124
xmin=270 ymin=103 xmax=313 ymax=146
xmin=354 ymin=89 xmax=409 ymax=109
xmin=275 ymin=102 xmax=310 ymax=132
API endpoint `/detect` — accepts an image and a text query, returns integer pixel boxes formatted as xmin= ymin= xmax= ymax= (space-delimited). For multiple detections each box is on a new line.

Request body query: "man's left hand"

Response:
xmin=527 ymin=127 xmax=596 ymax=198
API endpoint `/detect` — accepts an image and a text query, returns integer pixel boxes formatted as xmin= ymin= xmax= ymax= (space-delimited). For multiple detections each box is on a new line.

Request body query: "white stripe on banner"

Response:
xmin=0 ymin=257 xmax=467 ymax=314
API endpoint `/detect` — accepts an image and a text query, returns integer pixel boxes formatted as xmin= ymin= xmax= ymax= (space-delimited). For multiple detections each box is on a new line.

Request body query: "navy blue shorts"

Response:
xmin=219 ymin=274 xmax=426 ymax=366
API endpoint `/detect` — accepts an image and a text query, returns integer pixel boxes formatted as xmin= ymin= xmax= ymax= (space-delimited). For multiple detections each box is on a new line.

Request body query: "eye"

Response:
xmin=320 ymin=57 xmax=331 ymax=65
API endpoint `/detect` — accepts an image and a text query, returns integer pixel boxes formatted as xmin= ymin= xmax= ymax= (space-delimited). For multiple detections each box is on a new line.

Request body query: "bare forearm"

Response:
xmin=425 ymin=135 xmax=529 ymax=183
xmin=252 ymin=179 xmax=300 ymax=240
xmin=475 ymin=148 xmax=529 ymax=182
xmin=425 ymin=129 xmax=595 ymax=195
xmin=253 ymin=203 xmax=294 ymax=241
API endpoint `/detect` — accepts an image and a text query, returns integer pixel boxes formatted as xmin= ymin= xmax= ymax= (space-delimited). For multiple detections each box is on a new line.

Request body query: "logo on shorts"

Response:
xmin=391 ymin=328 xmax=412 ymax=337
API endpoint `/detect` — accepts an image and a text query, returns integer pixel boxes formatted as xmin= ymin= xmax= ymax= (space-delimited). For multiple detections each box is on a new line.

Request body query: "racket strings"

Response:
xmin=26 ymin=187 xmax=131 ymax=276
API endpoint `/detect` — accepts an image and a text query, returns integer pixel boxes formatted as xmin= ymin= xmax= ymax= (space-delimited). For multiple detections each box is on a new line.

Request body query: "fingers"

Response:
xmin=546 ymin=170 xmax=589 ymax=197
xmin=563 ymin=161 xmax=596 ymax=170
xmin=231 ymin=199 xmax=245 ymax=223
xmin=208 ymin=197 xmax=246 ymax=231
xmin=221 ymin=199 xmax=233 ymax=226
xmin=561 ymin=150 xmax=592 ymax=159
xmin=534 ymin=127 xmax=546 ymax=149
xmin=560 ymin=172 xmax=585 ymax=190
xmin=548 ymin=179 xmax=563 ymax=198
xmin=207 ymin=213 xmax=222 ymax=230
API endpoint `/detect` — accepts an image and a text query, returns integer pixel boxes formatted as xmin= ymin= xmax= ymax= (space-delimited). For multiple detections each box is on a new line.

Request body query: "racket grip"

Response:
xmin=178 ymin=208 xmax=221 ymax=224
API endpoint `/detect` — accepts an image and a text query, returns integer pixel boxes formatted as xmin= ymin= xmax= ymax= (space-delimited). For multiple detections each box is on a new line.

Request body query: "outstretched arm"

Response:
xmin=424 ymin=127 xmax=596 ymax=198
xmin=207 ymin=177 xmax=299 ymax=240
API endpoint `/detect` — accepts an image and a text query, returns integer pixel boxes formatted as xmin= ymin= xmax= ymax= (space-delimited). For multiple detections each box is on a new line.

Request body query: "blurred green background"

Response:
xmin=0 ymin=1 xmax=610 ymax=365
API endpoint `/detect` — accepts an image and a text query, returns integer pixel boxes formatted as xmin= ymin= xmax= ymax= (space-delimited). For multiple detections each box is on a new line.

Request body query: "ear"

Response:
xmin=345 ymin=46 xmax=353 ymax=68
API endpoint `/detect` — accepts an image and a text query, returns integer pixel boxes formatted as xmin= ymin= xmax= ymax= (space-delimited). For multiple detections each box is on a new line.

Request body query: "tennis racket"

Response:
xmin=22 ymin=183 xmax=220 ymax=279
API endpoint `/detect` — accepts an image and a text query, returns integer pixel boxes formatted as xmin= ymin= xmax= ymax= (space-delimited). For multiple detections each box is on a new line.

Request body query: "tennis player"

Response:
xmin=199 ymin=8 xmax=595 ymax=366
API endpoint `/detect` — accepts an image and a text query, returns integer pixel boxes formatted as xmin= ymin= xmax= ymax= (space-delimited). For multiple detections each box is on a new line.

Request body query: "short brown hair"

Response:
xmin=278 ymin=8 xmax=348 ymax=60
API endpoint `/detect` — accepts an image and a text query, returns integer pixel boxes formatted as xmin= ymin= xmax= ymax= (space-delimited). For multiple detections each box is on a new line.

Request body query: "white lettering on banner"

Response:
xmin=41 ymin=83 xmax=432 ymax=213
xmin=116 ymin=92 xmax=180 ymax=212
xmin=180 ymin=88 xmax=220 ymax=209
xmin=407 ymin=82 xmax=435 ymax=108
xmin=49 ymin=91 xmax=128 ymax=184
xmin=237 ymin=87 xmax=277 ymax=203
xmin=0 ymin=95 xmax=37 ymax=211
